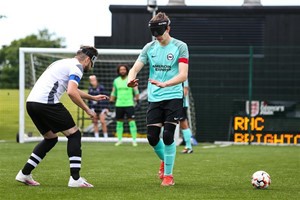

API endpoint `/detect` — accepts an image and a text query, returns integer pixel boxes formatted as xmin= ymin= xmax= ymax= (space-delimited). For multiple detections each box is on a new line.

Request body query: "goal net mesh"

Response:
xmin=20 ymin=48 xmax=196 ymax=142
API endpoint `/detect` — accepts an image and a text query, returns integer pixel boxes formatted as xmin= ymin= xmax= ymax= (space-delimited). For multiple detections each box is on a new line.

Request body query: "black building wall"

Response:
xmin=95 ymin=5 xmax=300 ymax=142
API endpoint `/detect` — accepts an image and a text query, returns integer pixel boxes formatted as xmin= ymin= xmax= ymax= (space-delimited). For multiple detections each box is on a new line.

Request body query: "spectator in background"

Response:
xmin=88 ymin=75 xmax=109 ymax=138
xmin=180 ymin=79 xmax=193 ymax=154
xmin=110 ymin=64 xmax=140 ymax=147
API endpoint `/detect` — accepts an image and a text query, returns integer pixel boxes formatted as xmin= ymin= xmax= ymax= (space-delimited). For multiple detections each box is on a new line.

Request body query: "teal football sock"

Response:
xmin=153 ymin=139 xmax=165 ymax=161
xmin=182 ymin=128 xmax=192 ymax=149
xmin=164 ymin=141 xmax=176 ymax=175
xmin=129 ymin=120 xmax=137 ymax=142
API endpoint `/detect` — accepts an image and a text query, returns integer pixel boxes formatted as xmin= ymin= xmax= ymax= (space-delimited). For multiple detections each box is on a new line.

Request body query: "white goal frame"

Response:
xmin=19 ymin=47 xmax=182 ymax=144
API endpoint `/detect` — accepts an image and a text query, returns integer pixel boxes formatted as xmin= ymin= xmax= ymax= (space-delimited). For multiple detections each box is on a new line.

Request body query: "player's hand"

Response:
xmin=86 ymin=109 xmax=96 ymax=119
xmin=127 ymin=79 xmax=139 ymax=87
xmin=93 ymin=94 xmax=109 ymax=101
xmin=149 ymin=79 xmax=167 ymax=88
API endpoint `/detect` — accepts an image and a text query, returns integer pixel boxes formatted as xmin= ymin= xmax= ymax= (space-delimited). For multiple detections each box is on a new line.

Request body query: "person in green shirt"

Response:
xmin=110 ymin=64 xmax=140 ymax=146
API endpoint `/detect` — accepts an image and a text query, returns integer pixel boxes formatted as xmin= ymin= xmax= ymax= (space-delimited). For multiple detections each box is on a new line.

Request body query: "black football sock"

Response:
xmin=22 ymin=137 xmax=58 ymax=175
xmin=67 ymin=130 xmax=82 ymax=180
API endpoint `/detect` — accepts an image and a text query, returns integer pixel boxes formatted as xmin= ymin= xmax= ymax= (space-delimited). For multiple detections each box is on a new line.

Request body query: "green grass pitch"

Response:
xmin=0 ymin=142 xmax=299 ymax=200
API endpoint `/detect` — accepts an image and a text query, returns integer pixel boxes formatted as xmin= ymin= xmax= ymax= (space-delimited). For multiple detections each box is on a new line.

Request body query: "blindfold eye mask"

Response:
xmin=148 ymin=20 xmax=170 ymax=37
xmin=81 ymin=48 xmax=97 ymax=68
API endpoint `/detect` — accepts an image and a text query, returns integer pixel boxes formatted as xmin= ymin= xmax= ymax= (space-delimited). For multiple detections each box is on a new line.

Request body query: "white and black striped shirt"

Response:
xmin=27 ymin=58 xmax=83 ymax=104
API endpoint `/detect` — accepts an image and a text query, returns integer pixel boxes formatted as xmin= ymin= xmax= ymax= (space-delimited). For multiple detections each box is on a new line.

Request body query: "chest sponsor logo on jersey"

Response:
xmin=153 ymin=65 xmax=171 ymax=71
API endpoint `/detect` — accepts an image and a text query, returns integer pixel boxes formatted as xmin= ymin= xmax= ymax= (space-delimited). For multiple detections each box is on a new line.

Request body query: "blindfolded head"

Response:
xmin=148 ymin=19 xmax=170 ymax=37
xmin=80 ymin=47 xmax=98 ymax=68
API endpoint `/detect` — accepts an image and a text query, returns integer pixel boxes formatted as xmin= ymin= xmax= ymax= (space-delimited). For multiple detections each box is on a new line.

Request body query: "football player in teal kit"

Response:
xmin=127 ymin=12 xmax=189 ymax=186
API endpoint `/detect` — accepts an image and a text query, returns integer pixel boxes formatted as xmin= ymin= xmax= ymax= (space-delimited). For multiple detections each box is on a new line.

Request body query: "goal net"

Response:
xmin=19 ymin=48 xmax=196 ymax=144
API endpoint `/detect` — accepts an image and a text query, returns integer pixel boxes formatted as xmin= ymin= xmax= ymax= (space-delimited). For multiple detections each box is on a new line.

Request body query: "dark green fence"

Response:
xmin=189 ymin=46 xmax=300 ymax=142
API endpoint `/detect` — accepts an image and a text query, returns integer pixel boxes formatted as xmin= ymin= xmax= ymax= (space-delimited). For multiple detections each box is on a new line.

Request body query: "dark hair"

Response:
xmin=77 ymin=46 xmax=98 ymax=59
xmin=149 ymin=12 xmax=170 ymax=25
xmin=117 ymin=64 xmax=129 ymax=75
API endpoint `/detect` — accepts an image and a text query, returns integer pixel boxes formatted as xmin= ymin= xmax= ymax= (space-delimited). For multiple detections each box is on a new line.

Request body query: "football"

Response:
xmin=251 ymin=171 xmax=271 ymax=189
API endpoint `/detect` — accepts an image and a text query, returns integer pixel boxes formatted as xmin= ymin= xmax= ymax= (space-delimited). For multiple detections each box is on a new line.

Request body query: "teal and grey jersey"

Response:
xmin=138 ymin=38 xmax=189 ymax=102
xmin=183 ymin=80 xmax=189 ymax=108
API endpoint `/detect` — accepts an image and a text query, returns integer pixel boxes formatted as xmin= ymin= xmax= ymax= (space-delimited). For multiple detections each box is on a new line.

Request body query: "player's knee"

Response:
xmin=43 ymin=130 xmax=58 ymax=139
xmin=93 ymin=117 xmax=98 ymax=124
xmin=100 ymin=115 xmax=105 ymax=122
xmin=129 ymin=120 xmax=136 ymax=127
xmin=67 ymin=130 xmax=81 ymax=139
xmin=147 ymin=125 xmax=161 ymax=146
xmin=117 ymin=121 xmax=124 ymax=127
xmin=63 ymin=126 xmax=79 ymax=136
xmin=180 ymin=120 xmax=189 ymax=129
xmin=163 ymin=123 xmax=176 ymax=145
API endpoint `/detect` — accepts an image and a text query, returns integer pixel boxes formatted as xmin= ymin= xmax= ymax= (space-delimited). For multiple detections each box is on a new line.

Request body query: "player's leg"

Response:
xmin=62 ymin=127 xmax=93 ymax=187
xmin=20 ymin=131 xmax=58 ymax=171
xmin=16 ymin=102 xmax=59 ymax=186
xmin=56 ymin=103 xmax=93 ymax=187
xmin=115 ymin=107 xmax=124 ymax=146
xmin=93 ymin=113 xmax=99 ymax=138
xmin=100 ymin=109 xmax=108 ymax=138
xmin=161 ymin=99 xmax=183 ymax=186
xmin=16 ymin=132 xmax=58 ymax=186
xmin=147 ymin=124 xmax=164 ymax=179
xmin=180 ymin=107 xmax=193 ymax=153
xmin=146 ymin=102 xmax=165 ymax=179
xmin=126 ymin=106 xmax=138 ymax=146
xmin=161 ymin=122 xmax=177 ymax=186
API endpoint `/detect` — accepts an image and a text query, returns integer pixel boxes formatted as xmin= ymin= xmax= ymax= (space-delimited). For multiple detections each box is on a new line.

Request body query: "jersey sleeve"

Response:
xmin=69 ymin=64 xmax=83 ymax=85
xmin=137 ymin=42 xmax=152 ymax=65
xmin=178 ymin=42 xmax=189 ymax=64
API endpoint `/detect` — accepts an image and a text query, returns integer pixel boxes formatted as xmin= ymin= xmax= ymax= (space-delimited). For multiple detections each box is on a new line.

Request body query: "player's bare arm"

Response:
xmin=134 ymin=86 xmax=139 ymax=101
xmin=110 ymin=87 xmax=116 ymax=102
xmin=127 ymin=60 xmax=144 ymax=87
xmin=67 ymin=81 xmax=96 ymax=118
xmin=149 ymin=62 xmax=188 ymax=88
xmin=77 ymin=89 xmax=108 ymax=101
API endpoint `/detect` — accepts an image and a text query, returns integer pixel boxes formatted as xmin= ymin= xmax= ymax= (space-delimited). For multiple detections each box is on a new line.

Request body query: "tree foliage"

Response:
xmin=0 ymin=29 xmax=65 ymax=88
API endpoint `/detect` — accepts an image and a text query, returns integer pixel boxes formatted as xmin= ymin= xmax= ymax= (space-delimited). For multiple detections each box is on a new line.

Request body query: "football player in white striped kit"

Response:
xmin=15 ymin=46 xmax=108 ymax=187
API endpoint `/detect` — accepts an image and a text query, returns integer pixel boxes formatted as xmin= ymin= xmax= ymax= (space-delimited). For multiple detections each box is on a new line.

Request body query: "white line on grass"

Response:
xmin=202 ymin=145 xmax=217 ymax=149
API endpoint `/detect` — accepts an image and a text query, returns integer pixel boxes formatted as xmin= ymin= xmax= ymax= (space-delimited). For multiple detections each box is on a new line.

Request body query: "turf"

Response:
xmin=0 ymin=89 xmax=19 ymax=140
xmin=0 ymin=142 xmax=299 ymax=200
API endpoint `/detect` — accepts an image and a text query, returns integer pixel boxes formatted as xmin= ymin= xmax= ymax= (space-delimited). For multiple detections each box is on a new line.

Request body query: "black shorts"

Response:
xmin=115 ymin=106 xmax=135 ymax=120
xmin=147 ymin=99 xmax=183 ymax=125
xmin=94 ymin=108 xmax=107 ymax=115
xmin=180 ymin=107 xmax=188 ymax=121
xmin=26 ymin=102 xmax=76 ymax=135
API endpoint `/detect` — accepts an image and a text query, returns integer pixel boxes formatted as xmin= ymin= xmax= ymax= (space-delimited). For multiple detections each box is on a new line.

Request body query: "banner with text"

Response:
xmin=232 ymin=100 xmax=300 ymax=144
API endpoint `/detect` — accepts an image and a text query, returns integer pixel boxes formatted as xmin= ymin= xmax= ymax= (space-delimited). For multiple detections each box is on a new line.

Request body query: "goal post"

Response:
xmin=18 ymin=47 xmax=195 ymax=144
